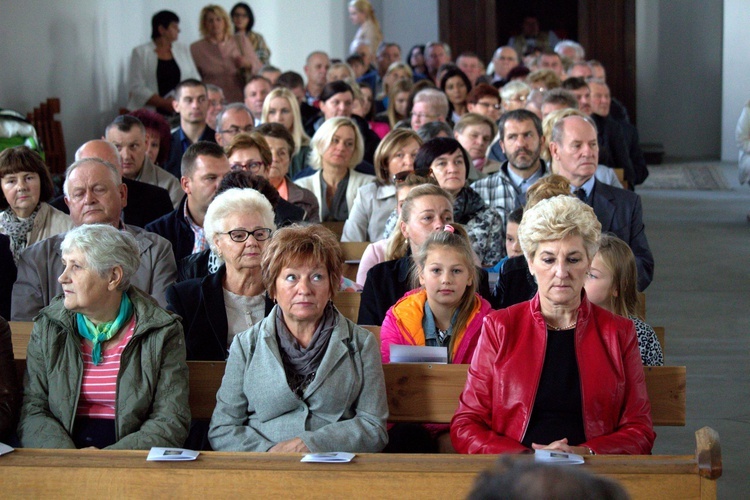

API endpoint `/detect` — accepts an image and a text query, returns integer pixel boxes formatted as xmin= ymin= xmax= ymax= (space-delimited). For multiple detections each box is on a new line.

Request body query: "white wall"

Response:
xmin=720 ymin=0 xmax=750 ymax=161
xmin=636 ymin=0 xmax=723 ymax=161
xmin=0 ymin=1 xmax=348 ymax=164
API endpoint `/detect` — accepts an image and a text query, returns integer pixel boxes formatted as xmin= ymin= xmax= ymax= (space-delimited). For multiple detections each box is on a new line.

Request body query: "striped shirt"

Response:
xmin=76 ymin=316 xmax=136 ymax=419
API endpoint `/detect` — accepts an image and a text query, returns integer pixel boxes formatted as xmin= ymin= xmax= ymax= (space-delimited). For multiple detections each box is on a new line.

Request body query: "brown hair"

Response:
xmin=0 ymin=146 xmax=56 ymax=209
xmin=412 ymin=224 xmax=477 ymax=362
xmin=386 ymin=78 xmax=414 ymax=127
xmin=525 ymin=174 xmax=572 ymax=209
xmin=373 ymin=128 xmax=422 ymax=184
xmin=386 ymin=183 xmax=452 ymax=261
xmin=225 ymin=132 xmax=273 ymax=168
xmin=594 ymin=233 xmax=640 ymax=319
xmin=261 ymin=224 xmax=343 ymax=301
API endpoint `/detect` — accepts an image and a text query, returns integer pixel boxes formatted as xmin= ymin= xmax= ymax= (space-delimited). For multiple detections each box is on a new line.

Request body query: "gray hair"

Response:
xmin=554 ymin=40 xmax=586 ymax=61
xmin=206 ymin=84 xmax=224 ymax=96
xmin=308 ymin=117 xmax=364 ymax=170
xmin=549 ymin=113 xmax=597 ymax=145
xmin=517 ymin=195 xmax=601 ymax=263
xmin=204 ymin=187 xmax=276 ymax=262
xmin=425 ymin=41 xmax=451 ymax=59
xmin=215 ymin=103 xmax=254 ymax=132
xmin=63 ymin=157 xmax=121 ymax=198
xmin=60 ymin=224 xmax=141 ymax=291
xmin=417 ymin=121 xmax=453 ymax=142
xmin=500 ymin=80 xmax=531 ymax=101
xmin=413 ymin=88 xmax=449 ymax=119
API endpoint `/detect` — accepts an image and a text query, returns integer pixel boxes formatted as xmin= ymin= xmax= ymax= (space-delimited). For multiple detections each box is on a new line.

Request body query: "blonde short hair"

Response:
xmin=261 ymin=88 xmax=310 ymax=153
xmin=199 ymin=5 xmax=232 ymax=40
xmin=518 ymin=195 xmax=601 ymax=262
xmin=308 ymin=117 xmax=364 ymax=170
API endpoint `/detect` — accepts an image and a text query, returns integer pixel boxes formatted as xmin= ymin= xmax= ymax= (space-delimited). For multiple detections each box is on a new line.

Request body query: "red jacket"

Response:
xmin=450 ymin=292 xmax=655 ymax=455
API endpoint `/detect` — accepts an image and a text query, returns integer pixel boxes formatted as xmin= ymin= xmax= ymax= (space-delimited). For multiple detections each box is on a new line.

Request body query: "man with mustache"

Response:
xmin=470 ymin=109 xmax=549 ymax=218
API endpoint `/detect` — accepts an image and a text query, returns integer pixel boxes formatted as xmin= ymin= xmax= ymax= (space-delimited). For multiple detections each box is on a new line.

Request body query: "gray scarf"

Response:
xmin=1 ymin=204 xmax=39 ymax=263
xmin=275 ymin=301 xmax=338 ymax=397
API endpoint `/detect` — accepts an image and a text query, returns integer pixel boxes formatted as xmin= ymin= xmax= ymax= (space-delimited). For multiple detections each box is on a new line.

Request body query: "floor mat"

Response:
xmin=639 ymin=163 xmax=730 ymax=190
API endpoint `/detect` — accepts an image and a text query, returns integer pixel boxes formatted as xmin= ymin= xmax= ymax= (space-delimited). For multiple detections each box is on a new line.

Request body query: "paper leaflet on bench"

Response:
xmin=0 ymin=442 xmax=14 ymax=456
xmin=390 ymin=345 xmax=448 ymax=363
xmin=147 ymin=447 xmax=199 ymax=461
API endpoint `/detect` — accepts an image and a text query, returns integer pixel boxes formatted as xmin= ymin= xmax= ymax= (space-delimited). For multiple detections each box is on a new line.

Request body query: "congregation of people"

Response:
xmin=1 ymin=2 xmax=667 ymax=461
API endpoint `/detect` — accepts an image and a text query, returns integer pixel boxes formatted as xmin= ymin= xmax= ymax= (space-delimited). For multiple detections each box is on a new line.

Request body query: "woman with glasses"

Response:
xmin=342 ymin=129 xmax=422 ymax=242
xmin=167 ymin=188 xmax=276 ymax=361
xmin=466 ymin=84 xmax=503 ymax=124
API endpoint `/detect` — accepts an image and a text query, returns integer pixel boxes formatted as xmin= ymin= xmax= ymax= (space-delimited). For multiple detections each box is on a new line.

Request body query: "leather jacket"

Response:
xmin=450 ymin=293 xmax=655 ymax=455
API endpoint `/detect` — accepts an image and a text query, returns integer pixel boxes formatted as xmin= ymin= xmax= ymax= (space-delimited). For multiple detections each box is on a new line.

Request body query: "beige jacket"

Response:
xmin=137 ymin=158 xmax=183 ymax=208
xmin=0 ymin=202 xmax=73 ymax=247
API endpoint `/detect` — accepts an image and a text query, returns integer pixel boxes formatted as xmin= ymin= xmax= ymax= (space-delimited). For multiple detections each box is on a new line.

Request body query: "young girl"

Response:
xmin=380 ymin=224 xmax=492 ymax=364
xmin=585 ymin=233 xmax=664 ymax=366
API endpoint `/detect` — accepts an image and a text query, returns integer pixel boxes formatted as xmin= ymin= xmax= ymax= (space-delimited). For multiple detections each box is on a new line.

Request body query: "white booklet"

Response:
xmin=534 ymin=449 xmax=584 ymax=465
xmin=147 ymin=447 xmax=200 ymax=461
xmin=390 ymin=345 xmax=448 ymax=363
xmin=300 ymin=452 xmax=355 ymax=463
xmin=0 ymin=442 xmax=14 ymax=456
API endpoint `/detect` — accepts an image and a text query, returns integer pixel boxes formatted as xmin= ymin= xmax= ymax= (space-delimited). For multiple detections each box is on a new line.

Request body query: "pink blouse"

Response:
xmin=190 ymin=34 xmax=258 ymax=102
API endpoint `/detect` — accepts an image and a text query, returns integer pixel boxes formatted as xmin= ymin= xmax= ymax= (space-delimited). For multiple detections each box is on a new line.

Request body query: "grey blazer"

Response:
xmin=11 ymin=224 xmax=177 ymax=320
xmin=208 ymin=306 xmax=388 ymax=452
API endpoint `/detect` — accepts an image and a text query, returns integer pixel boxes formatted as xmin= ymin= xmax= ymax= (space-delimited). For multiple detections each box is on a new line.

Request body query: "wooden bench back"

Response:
xmin=15 ymin=359 xmax=681 ymax=425
xmin=332 ymin=292 xmax=361 ymax=323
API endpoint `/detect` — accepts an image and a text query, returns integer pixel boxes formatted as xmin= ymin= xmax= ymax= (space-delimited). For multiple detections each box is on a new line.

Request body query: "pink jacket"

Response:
xmin=380 ymin=289 xmax=492 ymax=364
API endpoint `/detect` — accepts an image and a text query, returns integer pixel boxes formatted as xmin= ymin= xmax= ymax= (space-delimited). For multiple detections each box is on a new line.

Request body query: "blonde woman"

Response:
xmin=348 ymin=0 xmax=382 ymax=56
xmin=261 ymin=87 xmax=311 ymax=179
xmin=294 ymin=117 xmax=374 ymax=222
xmin=190 ymin=4 xmax=260 ymax=102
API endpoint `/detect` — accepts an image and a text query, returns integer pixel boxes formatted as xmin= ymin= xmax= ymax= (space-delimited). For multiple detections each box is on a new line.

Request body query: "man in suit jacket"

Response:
xmin=12 ymin=158 xmax=176 ymax=320
xmin=549 ymin=114 xmax=654 ymax=291
xmin=50 ymin=140 xmax=174 ymax=228
xmin=163 ymin=79 xmax=217 ymax=178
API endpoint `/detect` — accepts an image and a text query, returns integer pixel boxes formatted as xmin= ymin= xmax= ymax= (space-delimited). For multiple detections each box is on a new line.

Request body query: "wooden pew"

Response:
xmin=332 ymin=292 xmax=361 ymax=323
xmin=340 ymin=241 xmax=369 ymax=283
xmin=12 ymin=360 xmax=686 ymax=427
xmin=321 ymin=221 xmax=345 ymax=240
xmin=25 ymin=97 xmax=66 ymax=174
xmin=8 ymin=321 xmax=33 ymax=360
xmin=0 ymin=428 xmax=722 ymax=499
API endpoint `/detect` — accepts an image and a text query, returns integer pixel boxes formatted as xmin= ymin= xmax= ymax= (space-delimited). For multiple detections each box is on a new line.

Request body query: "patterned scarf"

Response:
xmin=1 ymin=204 xmax=40 ymax=263
xmin=76 ymin=293 xmax=134 ymax=365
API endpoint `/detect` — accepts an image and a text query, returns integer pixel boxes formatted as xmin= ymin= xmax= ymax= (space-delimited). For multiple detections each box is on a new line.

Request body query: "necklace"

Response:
xmin=546 ymin=320 xmax=577 ymax=331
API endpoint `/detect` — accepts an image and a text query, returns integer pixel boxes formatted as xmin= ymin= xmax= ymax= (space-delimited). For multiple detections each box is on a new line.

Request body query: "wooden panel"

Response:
xmin=578 ymin=0 xmax=637 ymax=123
xmin=11 ymin=344 xmax=686 ymax=426
xmin=333 ymin=292 xmax=361 ymax=323
xmin=361 ymin=325 xmax=381 ymax=344
xmin=340 ymin=242 xmax=370 ymax=261
xmin=8 ymin=321 xmax=33 ymax=359
xmin=438 ymin=0 xmax=497 ymax=65
xmin=321 ymin=221 xmax=344 ymax=240
xmin=0 ymin=447 xmax=719 ymax=499
xmin=654 ymin=326 xmax=666 ymax=354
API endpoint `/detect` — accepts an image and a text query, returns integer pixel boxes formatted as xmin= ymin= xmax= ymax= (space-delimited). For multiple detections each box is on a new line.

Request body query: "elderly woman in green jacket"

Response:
xmin=18 ymin=224 xmax=190 ymax=449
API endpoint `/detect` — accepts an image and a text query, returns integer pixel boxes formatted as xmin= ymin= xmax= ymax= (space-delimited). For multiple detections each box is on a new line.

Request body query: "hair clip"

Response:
xmin=444 ymin=224 xmax=454 ymax=233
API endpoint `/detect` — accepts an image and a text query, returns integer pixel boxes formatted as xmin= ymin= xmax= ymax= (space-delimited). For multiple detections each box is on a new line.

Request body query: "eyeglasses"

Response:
xmin=392 ymin=170 xmax=414 ymax=184
xmin=218 ymin=228 xmax=273 ymax=242
xmin=474 ymin=101 xmax=502 ymax=110
xmin=230 ymin=161 xmax=265 ymax=173
xmin=220 ymin=125 xmax=254 ymax=135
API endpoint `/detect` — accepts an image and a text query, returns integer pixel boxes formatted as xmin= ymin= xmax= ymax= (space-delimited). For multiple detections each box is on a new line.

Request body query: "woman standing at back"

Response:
xmin=348 ymin=0 xmax=383 ymax=56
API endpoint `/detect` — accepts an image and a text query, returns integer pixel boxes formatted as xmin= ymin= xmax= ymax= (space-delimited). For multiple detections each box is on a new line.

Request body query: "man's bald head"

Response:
xmin=75 ymin=140 xmax=123 ymax=176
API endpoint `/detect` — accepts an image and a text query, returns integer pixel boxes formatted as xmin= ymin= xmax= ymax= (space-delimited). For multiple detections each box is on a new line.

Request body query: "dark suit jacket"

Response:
xmin=592 ymin=113 xmax=636 ymax=189
xmin=163 ymin=125 xmax=217 ymax=179
xmin=622 ymin=121 xmax=649 ymax=186
xmin=145 ymin=197 xmax=193 ymax=263
xmin=166 ymin=266 xmax=274 ymax=361
xmin=49 ymin=177 xmax=173 ymax=228
xmin=0 ymin=234 xmax=15 ymax=320
xmin=492 ymin=255 xmax=536 ymax=310
xmin=591 ymin=180 xmax=654 ymax=291
xmin=357 ymin=255 xmax=492 ymax=326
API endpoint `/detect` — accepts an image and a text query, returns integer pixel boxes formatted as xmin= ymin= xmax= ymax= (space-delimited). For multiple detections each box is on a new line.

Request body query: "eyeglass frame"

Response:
xmin=230 ymin=160 xmax=266 ymax=173
xmin=219 ymin=125 xmax=255 ymax=135
xmin=217 ymin=228 xmax=273 ymax=243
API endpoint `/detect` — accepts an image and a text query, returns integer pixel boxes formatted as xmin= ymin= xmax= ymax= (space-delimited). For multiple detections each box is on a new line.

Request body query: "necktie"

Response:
xmin=575 ymin=188 xmax=587 ymax=203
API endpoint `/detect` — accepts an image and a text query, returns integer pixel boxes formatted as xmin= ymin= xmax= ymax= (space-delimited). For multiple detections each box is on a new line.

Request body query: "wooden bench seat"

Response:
xmin=0 ymin=427 xmax=722 ymax=499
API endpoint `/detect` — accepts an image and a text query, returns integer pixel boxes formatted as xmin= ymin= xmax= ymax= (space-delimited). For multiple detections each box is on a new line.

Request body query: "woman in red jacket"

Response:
xmin=451 ymin=195 xmax=655 ymax=455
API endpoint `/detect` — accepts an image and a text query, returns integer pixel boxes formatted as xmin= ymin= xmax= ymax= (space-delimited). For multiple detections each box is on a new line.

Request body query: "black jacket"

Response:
xmin=145 ymin=197 xmax=193 ymax=263
xmin=50 ymin=177 xmax=173 ymax=228
xmin=492 ymin=255 xmax=536 ymax=310
xmin=357 ymin=254 xmax=492 ymax=326
xmin=0 ymin=234 xmax=15 ymax=320
xmin=166 ymin=265 xmax=274 ymax=361
xmin=163 ymin=125 xmax=217 ymax=179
